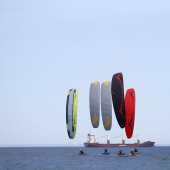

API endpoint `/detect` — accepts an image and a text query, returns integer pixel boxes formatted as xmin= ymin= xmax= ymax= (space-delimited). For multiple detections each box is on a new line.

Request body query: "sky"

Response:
xmin=0 ymin=0 xmax=170 ymax=146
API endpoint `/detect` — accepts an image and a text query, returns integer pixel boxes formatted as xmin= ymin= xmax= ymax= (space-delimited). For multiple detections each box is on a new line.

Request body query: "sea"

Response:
xmin=0 ymin=146 xmax=170 ymax=170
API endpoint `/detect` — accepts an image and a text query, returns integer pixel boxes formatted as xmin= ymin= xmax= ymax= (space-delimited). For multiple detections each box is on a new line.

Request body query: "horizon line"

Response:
xmin=0 ymin=144 xmax=170 ymax=147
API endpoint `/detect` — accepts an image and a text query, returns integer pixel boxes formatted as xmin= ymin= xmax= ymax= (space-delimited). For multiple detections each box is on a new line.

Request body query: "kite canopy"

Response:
xmin=89 ymin=81 xmax=100 ymax=128
xmin=101 ymin=81 xmax=112 ymax=131
xmin=111 ymin=72 xmax=126 ymax=128
xmin=66 ymin=89 xmax=78 ymax=139
xmin=125 ymin=88 xmax=136 ymax=139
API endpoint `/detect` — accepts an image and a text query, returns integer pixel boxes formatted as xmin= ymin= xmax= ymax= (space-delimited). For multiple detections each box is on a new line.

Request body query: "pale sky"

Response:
xmin=0 ymin=0 xmax=170 ymax=146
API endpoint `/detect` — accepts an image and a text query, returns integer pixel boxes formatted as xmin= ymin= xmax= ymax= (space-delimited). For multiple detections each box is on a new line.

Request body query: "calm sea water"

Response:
xmin=0 ymin=147 xmax=170 ymax=170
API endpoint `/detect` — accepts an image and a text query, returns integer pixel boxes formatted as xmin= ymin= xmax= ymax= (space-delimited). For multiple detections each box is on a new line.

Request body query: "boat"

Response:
xmin=84 ymin=132 xmax=155 ymax=147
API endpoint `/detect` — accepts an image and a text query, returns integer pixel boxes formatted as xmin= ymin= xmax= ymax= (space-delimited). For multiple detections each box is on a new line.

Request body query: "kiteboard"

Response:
xmin=117 ymin=155 xmax=128 ymax=157
xmin=134 ymin=152 xmax=141 ymax=154
xmin=127 ymin=153 xmax=137 ymax=156
xmin=102 ymin=152 xmax=110 ymax=155
xmin=79 ymin=153 xmax=87 ymax=156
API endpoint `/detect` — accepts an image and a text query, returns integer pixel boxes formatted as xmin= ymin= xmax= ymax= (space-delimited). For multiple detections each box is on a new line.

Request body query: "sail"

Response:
xmin=125 ymin=88 xmax=136 ymax=139
xmin=101 ymin=81 xmax=112 ymax=130
xmin=73 ymin=89 xmax=78 ymax=138
xmin=89 ymin=81 xmax=100 ymax=128
xmin=66 ymin=89 xmax=78 ymax=139
xmin=111 ymin=72 xmax=126 ymax=128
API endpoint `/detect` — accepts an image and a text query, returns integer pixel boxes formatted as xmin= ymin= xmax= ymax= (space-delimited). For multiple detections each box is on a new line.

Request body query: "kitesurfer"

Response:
xmin=79 ymin=149 xmax=84 ymax=155
xmin=130 ymin=149 xmax=136 ymax=156
xmin=104 ymin=149 xmax=108 ymax=153
xmin=117 ymin=150 xmax=124 ymax=155
xmin=134 ymin=148 xmax=138 ymax=153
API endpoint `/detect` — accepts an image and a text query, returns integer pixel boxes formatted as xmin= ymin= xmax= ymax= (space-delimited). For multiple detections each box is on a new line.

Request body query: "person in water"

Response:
xmin=79 ymin=149 xmax=84 ymax=155
xmin=134 ymin=148 xmax=138 ymax=153
xmin=104 ymin=149 xmax=108 ymax=153
xmin=130 ymin=149 xmax=136 ymax=156
xmin=118 ymin=150 xmax=123 ymax=155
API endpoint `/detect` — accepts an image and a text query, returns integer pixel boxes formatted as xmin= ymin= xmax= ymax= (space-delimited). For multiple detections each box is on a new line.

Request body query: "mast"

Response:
xmin=122 ymin=135 xmax=125 ymax=144
xmin=137 ymin=135 xmax=140 ymax=144
xmin=86 ymin=131 xmax=96 ymax=143
xmin=107 ymin=135 xmax=110 ymax=144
